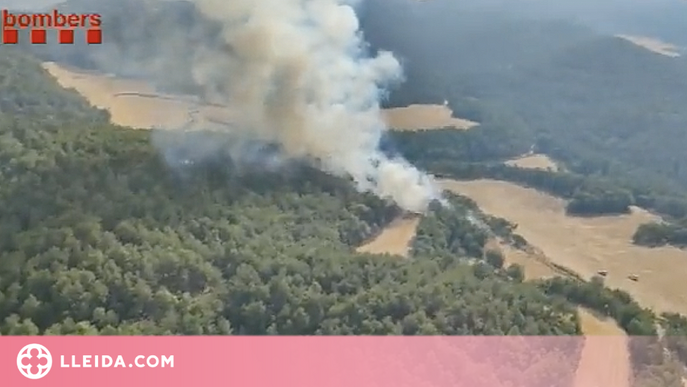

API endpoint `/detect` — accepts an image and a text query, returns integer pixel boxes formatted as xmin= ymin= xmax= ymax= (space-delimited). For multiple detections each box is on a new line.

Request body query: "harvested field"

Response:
xmin=42 ymin=62 xmax=237 ymax=130
xmin=356 ymin=215 xmax=421 ymax=257
xmin=43 ymin=63 xmax=476 ymax=134
xmin=487 ymin=239 xmax=627 ymax=333
xmin=440 ymin=178 xmax=687 ymax=315
xmin=504 ymin=153 xmax=559 ymax=171
xmin=383 ymin=104 xmax=478 ymax=131
xmin=616 ymin=34 xmax=680 ymax=57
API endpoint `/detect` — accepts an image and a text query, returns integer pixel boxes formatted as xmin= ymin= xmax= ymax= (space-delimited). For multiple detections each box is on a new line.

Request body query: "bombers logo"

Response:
xmin=17 ymin=343 xmax=52 ymax=379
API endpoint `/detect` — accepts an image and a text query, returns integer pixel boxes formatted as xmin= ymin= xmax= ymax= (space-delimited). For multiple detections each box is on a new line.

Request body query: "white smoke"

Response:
xmin=161 ymin=0 xmax=441 ymax=212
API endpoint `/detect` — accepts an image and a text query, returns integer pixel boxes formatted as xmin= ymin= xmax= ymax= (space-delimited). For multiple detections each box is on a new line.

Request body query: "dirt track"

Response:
xmin=573 ymin=335 xmax=630 ymax=387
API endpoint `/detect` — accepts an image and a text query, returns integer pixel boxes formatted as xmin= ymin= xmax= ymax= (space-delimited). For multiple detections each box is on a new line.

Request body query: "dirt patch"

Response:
xmin=440 ymin=178 xmax=687 ymax=315
xmin=356 ymin=215 xmax=421 ymax=257
xmin=382 ymin=104 xmax=478 ymax=131
xmin=504 ymin=153 xmax=559 ymax=172
xmin=616 ymin=35 xmax=680 ymax=57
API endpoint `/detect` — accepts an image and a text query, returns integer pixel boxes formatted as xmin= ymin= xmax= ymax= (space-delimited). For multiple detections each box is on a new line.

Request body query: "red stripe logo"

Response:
xmin=2 ymin=9 xmax=101 ymax=44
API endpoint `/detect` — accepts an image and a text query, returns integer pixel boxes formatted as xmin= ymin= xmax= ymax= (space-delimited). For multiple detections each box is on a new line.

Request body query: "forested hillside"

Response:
xmin=368 ymin=4 xmax=687 ymax=193
xmin=360 ymin=4 xmax=687 ymax=248
xmin=0 ymin=47 xmax=591 ymax=337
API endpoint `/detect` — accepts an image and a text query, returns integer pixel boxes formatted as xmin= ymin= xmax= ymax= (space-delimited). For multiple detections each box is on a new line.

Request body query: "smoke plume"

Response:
xmin=23 ymin=0 xmax=440 ymax=211
xmin=39 ymin=0 xmax=440 ymax=212
xmin=178 ymin=0 xmax=439 ymax=212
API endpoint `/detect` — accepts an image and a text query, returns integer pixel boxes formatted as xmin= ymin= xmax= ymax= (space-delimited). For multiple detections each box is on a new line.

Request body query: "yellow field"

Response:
xmin=439 ymin=178 xmax=687 ymax=316
xmin=356 ymin=215 xmax=421 ymax=257
xmin=572 ymin=333 xmax=630 ymax=387
xmin=578 ymin=308 xmax=626 ymax=336
xmin=383 ymin=104 xmax=478 ymax=131
xmin=42 ymin=62 xmax=238 ymax=130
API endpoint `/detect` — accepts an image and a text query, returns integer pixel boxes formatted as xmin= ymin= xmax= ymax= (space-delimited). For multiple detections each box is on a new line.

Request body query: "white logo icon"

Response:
xmin=17 ymin=344 xmax=52 ymax=379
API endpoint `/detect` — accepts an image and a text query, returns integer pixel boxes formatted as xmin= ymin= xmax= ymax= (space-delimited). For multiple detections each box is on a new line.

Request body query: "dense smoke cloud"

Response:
xmin=35 ymin=0 xmax=441 ymax=213
xmin=182 ymin=0 xmax=438 ymax=212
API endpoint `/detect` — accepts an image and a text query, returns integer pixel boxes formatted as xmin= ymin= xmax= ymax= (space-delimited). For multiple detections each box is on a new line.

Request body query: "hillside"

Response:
xmin=363 ymin=3 xmax=687 ymax=183
xmin=361 ymin=4 xmax=687 ymax=249
xmin=0 ymin=46 xmax=588 ymax=339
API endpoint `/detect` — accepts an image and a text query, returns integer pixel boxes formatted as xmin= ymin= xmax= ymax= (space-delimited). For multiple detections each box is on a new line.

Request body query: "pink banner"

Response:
xmin=1 ymin=336 xmax=634 ymax=386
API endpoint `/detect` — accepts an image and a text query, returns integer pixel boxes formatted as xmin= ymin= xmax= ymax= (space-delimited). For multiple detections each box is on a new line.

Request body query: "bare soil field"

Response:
xmin=504 ymin=153 xmax=559 ymax=171
xmin=356 ymin=215 xmax=421 ymax=257
xmin=382 ymin=104 xmax=478 ymax=131
xmin=616 ymin=34 xmax=681 ymax=57
xmin=439 ymin=178 xmax=687 ymax=316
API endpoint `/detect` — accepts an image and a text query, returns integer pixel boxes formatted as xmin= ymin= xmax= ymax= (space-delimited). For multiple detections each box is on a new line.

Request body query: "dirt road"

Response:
xmin=573 ymin=335 xmax=630 ymax=387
